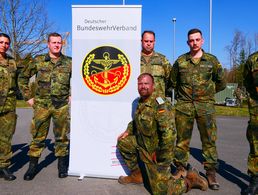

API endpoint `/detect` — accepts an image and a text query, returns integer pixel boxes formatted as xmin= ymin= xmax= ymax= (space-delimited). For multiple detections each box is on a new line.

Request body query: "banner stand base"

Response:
xmin=78 ymin=174 xmax=85 ymax=181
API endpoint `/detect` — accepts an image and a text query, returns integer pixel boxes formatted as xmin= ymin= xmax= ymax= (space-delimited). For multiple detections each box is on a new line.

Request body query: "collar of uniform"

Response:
xmin=44 ymin=53 xmax=64 ymax=62
xmin=5 ymin=54 xmax=13 ymax=60
xmin=200 ymin=50 xmax=209 ymax=61
xmin=44 ymin=53 xmax=51 ymax=62
xmin=185 ymin=49 xmax=208 ymax=61
xmin=139 ymin=94 xmax=156 ymax=107
xmin=152 ymin=50 xmax=160 ymax=57
xmin=0 ymin=53 xmax=12 ymax=61
xmin=0 ymin=54 xmax=13 ymax=66
xmin=185 ymin=52 xmax=191 ymax=61
xmin=141 ymin=50 xmax=156 ymax=57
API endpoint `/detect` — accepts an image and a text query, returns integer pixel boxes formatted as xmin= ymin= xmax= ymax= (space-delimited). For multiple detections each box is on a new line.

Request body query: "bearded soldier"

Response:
xmin=117 ymin=73 xmax=208 ymax=194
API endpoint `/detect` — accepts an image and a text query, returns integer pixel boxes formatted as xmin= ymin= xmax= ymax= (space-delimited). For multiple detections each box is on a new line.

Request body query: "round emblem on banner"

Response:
xmin=82 ymin=46 xmax=131 ymax=95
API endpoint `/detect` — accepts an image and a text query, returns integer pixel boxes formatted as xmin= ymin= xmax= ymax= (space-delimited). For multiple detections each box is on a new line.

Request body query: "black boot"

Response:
xmin=243 ymin=175 xmax=258 ymax=195
xmin=24 ymin=157 xmax=39 ymax=181
xmin=0 ymin=168 xmax=16 ymax=181
xmin=58 ymin=156 xmax=68 ymax=178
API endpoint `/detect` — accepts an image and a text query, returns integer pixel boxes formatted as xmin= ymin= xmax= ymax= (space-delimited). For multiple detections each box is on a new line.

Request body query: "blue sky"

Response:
xmin=46 ymin=0 xmax=258 ymax=69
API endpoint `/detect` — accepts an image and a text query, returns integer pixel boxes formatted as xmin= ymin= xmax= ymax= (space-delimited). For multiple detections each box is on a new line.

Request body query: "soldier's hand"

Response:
xmin=27 ymin=98 xmax=34 ymax=107
xmin=117 ymin=131 xmax=129 ymax=140
xmin=68 ymin=96 xmax=71 ymax=104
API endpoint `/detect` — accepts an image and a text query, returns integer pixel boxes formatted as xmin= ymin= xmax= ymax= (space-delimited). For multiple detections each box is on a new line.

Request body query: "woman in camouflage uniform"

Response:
xmin=0 ymin=33 xmax=17 ymax=181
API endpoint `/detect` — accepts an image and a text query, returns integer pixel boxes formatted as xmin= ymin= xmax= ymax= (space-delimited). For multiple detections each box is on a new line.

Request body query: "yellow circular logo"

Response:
xmin=82 ymin=46 xmax=131 ymax=95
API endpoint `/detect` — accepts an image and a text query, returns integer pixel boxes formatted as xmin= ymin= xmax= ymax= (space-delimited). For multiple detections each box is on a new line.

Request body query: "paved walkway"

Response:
xmin=0 ymin=109 xmax=250 ymax=194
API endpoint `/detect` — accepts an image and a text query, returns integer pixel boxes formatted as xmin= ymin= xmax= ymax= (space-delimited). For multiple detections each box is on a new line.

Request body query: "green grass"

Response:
xmin=215 ymin=105 xmax=249 ymax=117
xmin=17 ymin=100 xmax=249 ymax=117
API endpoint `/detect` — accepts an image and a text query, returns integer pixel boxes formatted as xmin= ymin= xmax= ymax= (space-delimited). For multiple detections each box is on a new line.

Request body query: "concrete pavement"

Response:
xmin=0 ymin=108 xmax=250 ymax=194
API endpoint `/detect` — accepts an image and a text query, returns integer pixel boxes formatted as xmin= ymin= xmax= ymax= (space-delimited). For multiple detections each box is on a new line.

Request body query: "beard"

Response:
xmin=139 ymin=89 xmax=151 ymax=99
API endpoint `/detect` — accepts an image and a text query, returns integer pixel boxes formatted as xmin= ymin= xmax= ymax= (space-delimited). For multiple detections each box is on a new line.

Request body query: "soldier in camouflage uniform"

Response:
xmin=0 ymin=33 xmax=17 ymax=181
xmin=171 ymin=28 xmax=226 ymax=190
xmin=141 ymin=31 xmax=172 ymax=97
xmin=18 ymin=32 xmax=71 ymax=180
xmin=117 ymin=73 xmax=208 ymax=194
xmin=243 ymin=51 xmax=258 ymax=195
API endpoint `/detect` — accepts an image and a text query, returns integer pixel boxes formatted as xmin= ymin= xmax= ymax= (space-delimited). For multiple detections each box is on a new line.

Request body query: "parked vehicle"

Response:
xmin=225 ymin=98 xmax=238 ymax=107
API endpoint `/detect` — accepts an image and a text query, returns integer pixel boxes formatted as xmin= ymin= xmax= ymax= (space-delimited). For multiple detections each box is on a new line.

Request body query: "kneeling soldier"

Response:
xmin=117 ymin=73 xmax=208 ymax=194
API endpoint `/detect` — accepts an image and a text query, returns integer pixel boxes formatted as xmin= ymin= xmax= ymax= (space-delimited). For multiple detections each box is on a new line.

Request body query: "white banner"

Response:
xmin=69 ymin=5 xmax=142 ymax=179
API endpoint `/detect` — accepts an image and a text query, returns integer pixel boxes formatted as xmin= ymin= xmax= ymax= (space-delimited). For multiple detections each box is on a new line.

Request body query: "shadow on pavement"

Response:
xmin=10 ymin=139 xmax=57 ymax=175
xmin=190 ymin=147 xmax=249 ymax=191
xmin=37 ymin=139 xmax=57 ymax=172
xmin=10 ymin=143 xmax=29 ymax=173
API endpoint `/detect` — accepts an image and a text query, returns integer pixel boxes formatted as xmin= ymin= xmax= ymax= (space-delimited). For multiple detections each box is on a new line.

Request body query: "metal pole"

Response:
xmin=172 ymin=18 xmax=176 ymax=62
xmin=123 ymin=0 xmax=125 ymax=5
xmin=172 ymin=18 xmax=176 ymax=106
xmin=209 ymin=0 xmax=212 ymax=53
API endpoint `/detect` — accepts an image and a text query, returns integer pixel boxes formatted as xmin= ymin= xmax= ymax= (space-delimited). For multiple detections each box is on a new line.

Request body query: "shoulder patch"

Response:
xmin=156 ymin=97 xmax=165 ymax=105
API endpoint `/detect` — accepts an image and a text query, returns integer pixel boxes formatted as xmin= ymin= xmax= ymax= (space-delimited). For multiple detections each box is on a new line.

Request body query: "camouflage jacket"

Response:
xmin=141 ymin=51 xmax=172 ymax=97
xmin=0 ymin=55 xmax=17 ymax=113
xmin=243 ymin=51 xmax=258 ymax=108
xmin=171 ymin=50 xmax=226 ymax=115
xmin=18 ymin=53 xmax=72 ymax=108
xmin=127 ymin=95 xmax=175 ymax=166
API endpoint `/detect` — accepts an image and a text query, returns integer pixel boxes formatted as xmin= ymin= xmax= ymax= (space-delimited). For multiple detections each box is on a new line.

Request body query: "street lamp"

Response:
xmin=209 ymin=0 xmax=212 ymax=53
xmin=172 ymin=17 xmax=176 ymax=106
xmin=172 ymin=17 xmax=176 ymax=62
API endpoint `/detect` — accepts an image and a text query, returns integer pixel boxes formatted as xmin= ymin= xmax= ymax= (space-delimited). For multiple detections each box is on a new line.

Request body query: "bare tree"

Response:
xmin=226 ymin=30 xmax=256 ymax=69
xmin=226 ymin=30 xmax=243 ymax=69
xmin=225 ymin=30 xmax=256 ymax=86
xmin=0 ymin=0 xmax=53 ymax=60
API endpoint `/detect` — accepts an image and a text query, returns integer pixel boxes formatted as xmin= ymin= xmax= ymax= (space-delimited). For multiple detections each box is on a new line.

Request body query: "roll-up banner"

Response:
xmin=69 ymin=5 xmax=142 ymax=179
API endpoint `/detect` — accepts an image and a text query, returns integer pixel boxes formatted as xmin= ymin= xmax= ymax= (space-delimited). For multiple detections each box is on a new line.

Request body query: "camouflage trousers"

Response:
xmin=246 ymin=105 xmax=258 ymax=176
xmin=117 ymin=135 xmax=186 ymax=195
xmin=28 ymin=103 xmax=70 ymax=158
xmin=174 ymin=110 xmax=218 ymax=170
xmin=0 ymin=111 xmax=17 ymax=168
